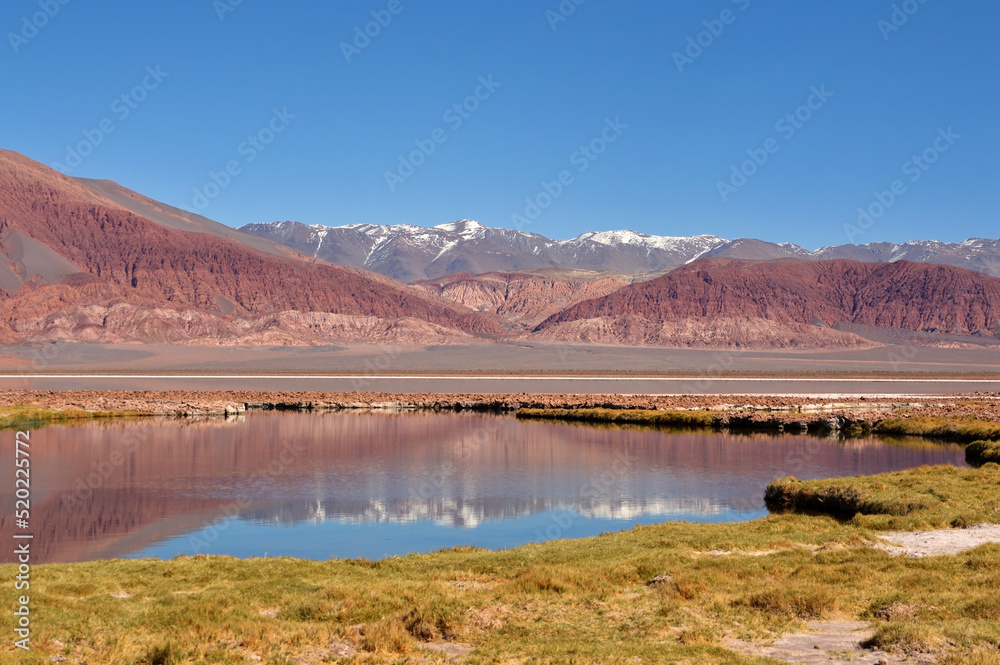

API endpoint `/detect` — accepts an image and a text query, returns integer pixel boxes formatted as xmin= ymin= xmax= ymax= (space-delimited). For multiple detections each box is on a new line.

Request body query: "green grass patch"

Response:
xmin=765 ymin=464 xmax=1000 ymax=530
xmin=0 ymin=405 xmax=150 ymax=431
xmin=874 ymin=416 xmax=1000 ymax=443
xmin=516 ymin=407 xmax=717 ymax=429
xmin=967 ymin=440 xmax=1000 ymax=467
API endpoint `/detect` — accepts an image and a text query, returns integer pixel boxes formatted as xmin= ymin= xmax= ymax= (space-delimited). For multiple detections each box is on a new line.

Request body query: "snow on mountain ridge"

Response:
xmin=433 ymin=219 xmax=486 ymax=237
xmin=242 ymin=220 xmax=1000 ymax=282
xmin=317 ymin=221 xmax=730 ymax=254
xmin=254 ymin=221 xmax=970 ymax=257
xmin=569 ymin=229 xmax=727 ymax=252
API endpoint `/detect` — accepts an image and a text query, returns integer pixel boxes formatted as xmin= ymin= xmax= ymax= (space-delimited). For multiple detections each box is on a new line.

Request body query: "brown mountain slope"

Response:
xmin=413 ymin=271 xmax=629 ymax=329
xmin=75 ymin=177 xmax=303 ymax=259
xmin=0 ymin=150 xmax=501 ymax=344
xmin=534 ymin=259 xmax=1000 ymax=348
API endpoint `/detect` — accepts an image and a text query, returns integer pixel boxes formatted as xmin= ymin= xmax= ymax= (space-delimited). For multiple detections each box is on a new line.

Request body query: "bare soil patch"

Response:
xmin=871 ymin=524 xmax=1000 ymax=557
xmin=727 ymin=621 xmax=932 ymax=664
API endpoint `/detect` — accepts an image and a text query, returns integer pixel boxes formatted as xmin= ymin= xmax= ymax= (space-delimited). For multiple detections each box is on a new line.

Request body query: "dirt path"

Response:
xmin=727 ymin=621 xmax=932 ymax=664
xmin=871 ymin=524 xmax=1000 ymax=557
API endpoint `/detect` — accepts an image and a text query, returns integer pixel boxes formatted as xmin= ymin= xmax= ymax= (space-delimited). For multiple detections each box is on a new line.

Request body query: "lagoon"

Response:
xmin=0 ymin=412 xmax=968 ymax=563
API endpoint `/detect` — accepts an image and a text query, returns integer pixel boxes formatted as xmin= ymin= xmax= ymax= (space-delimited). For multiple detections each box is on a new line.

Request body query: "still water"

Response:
xmin=0 ymin=412 xmax=968 ymax=563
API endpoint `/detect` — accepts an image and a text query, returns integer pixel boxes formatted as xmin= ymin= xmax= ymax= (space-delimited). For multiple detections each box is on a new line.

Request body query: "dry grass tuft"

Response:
xmin=361 ymin=619 xmax=413 ymax=654
xmin=940 ymin=648 xmax=1000 ymax=665
xmin=741 ymin=586 xmax=836 ymax=619
xmin=861 ymin=620 xmax=938 ymax=653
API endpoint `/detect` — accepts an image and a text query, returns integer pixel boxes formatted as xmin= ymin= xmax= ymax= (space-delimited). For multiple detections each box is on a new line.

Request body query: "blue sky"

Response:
xmin=2 ymin=0 xmax=996 ymax=248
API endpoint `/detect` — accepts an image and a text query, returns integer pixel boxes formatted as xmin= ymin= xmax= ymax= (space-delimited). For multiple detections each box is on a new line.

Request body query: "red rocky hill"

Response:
xmin=534 ymin=258 xmax=1000 ymax=348
xmin=0 ymin=150 xmax=501 ymax=344
xmin=413 ymin=270 xmax=630 ymax=329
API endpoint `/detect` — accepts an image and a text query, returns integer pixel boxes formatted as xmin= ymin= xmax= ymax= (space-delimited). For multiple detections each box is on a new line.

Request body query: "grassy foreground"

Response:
xmin=3 ymin=465 xmax=1000 ymax=664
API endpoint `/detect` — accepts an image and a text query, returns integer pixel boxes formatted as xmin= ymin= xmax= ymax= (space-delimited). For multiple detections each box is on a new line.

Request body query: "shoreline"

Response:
xmin=5 ymin=368 xmax=1000 ymax=378
xmin=3 ymin=389 xmax=1000 ymax=441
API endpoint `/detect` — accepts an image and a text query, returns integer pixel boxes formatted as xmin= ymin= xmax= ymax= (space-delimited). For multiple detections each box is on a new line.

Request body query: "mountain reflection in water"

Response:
xmin=0 ymin=412 xmax=968 ymax=563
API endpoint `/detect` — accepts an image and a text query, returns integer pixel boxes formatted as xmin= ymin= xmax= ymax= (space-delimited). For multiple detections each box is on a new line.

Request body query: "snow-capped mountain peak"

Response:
xmin=433 ymin=219 xmax=486 ymax=237
xmin=570 ymin=229 xmax=725 ymax=249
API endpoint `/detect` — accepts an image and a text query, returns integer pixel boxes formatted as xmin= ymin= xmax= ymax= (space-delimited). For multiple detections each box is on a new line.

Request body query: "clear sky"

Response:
xmin=2 ymin=1 xmax=997 ymax=248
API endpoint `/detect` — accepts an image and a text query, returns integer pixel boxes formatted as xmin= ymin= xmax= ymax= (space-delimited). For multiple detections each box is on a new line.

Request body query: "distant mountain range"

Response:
xmin=240 ymin=220 xmax=726 ymax=283
xmin=242 ymin=220 xmax=1000 ymax=282
xmin=1 ymin=148 xmax=998 ymax=350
